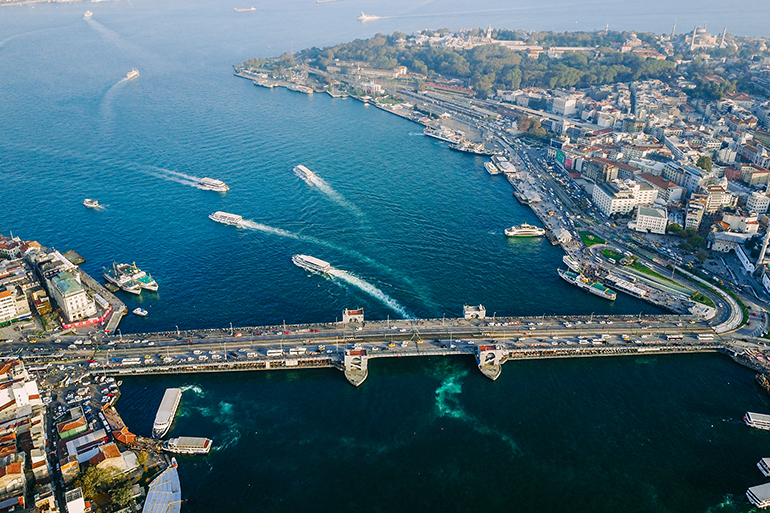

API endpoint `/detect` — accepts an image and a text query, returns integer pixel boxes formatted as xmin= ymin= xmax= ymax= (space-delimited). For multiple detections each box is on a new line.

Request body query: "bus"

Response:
xmin=697 ymin=333 xmax=715 ymax=341
xmin=266 ymin=349 xmax=284 ymax=357
xmin=665 ymin=334 xmax=683 ymax=341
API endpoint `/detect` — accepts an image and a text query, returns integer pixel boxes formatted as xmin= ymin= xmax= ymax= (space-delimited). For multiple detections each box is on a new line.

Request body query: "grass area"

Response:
xmin=601 ymin=249 xmax=623 ymax=261
xmin=630 ymin=263 xmax=680 ymax=286
xmin=726 ymin=288 xmax=750 ymax=326
xmin=579 ymin=231 xmax=605 ymax=247
xmin=690 ymin=292 xmax=715 ymax=308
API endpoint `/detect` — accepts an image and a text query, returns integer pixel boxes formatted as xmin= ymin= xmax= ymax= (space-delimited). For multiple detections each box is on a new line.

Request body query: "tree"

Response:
xmin=696 ymin=155 xmax=713 ymax=172
xmin=667 ymin=223 xmax=684 ymax=236
xmin=696 ymin=250 xmax=709 ymax=262
xmin=111 ymin=482 xmax=135 ymax=508
xmin=74 ymin=467 xmax=119 ymax=499
xmin=136 ymin=451 xmax=150 ymax=470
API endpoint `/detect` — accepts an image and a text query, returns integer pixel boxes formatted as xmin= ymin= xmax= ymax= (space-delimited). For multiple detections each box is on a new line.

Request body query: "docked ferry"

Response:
xmin=117 ymin=262 xmax=158 ymax=291
xmin=153 ymin=388 xmax=182 ymax=439
xmin=292 ymin=254 xmax=331 ymax=274
xmin=484 ymin=162 xmax=501 ymax=175
xmin=557 ymin=268 xmax=617 ymax=301
xmin=562 ymin=255 xmax=582 ymax=272
xmin=163 ymin=437 xmax=213 ymax=455
xmin=103 ymin=264 xmax=142 ymax=295
xmin=505 ymin=223 xmax=546 ymax=237
xmin=209 ymin=211 xmax=243 ymax=226
xmin=197 ymin=177 xmax=229 ymax=192
xmin=423 ymin=126 xmax=463 ymax=144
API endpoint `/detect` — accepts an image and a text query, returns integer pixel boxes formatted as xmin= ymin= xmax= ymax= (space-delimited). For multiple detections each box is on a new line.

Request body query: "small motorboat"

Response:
xmin=132 ymin=308 xmax=148 ymax=317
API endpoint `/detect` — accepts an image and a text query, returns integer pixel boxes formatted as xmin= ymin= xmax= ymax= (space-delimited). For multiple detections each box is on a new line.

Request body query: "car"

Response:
xmin=234 ymin=333 xmax=242 ymax=337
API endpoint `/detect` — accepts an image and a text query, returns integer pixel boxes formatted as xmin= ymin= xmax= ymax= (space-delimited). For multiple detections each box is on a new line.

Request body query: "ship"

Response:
xmin=132 ymin=307 xmax=148 ymax=317
xmin=153 ymin=388 xmax=182 ymax=438
xmin=449 ymin=140 xmax=496 ymax=156
xmin=484 ymin=162 xmax=501 ymax=175
xmin=84 ymin=10 xmax=93 ymax=18
xmin=197 ymin=177 xmax=229 ymax=192
xmin=103 ymin=264 xmax=142 ymax=295
xmin=357 ymin=12 xmax=380 ymax=21
xmin=234 ymin=7 xmax=256 ymax=11
xmin=292 ymin=254 xmax=331 ymax=274
xmin=126 ymin=68 xmax=139 ymax=80
xmin=287 ymin=83 xmax=314 ymax=94
xmin=562 ymin=255 xmax=582 ymax=272
xmin=163 ymin=436 xmax=213 ymax=455
xmin=253 ymin=80 xmax=274 ymax=89
xmin=505 ymin=223 xmax=546 ymax=237
xmin=423 ymin=126 xmax=463 ymax=144
xmin=83 ymin=198 xmax=100 ymax=209
xmin=557 ymin=268 xmax=617 ymax=301
xmin=757 ymin=373 xmax=770 ymax=394
xmin=208 ymin=211 xmax=244 ymax=226
xmin=293 ymin=165 xmax=315 ymax=180
xmin=745 ymin=411 xmax=770 ymax=431
xmin=117 ymin=262 xmax=158 ymax=291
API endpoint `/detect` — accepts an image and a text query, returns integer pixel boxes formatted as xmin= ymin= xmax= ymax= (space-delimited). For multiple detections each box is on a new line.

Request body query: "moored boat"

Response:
xmin=132 ymin=308 xmax=148 ymax=317
xmin=163 ymin=436 xmax=213 ymax=455
xmin=505 ymin=223 xmax=546 ymax=237
xmin=83 ymin=198 xmax=100 ymax=209
xmin=103 ymin=264 xmax=142 ymax=295
xmin=557 ymin=268 xmax=616 ymax=301
xmin=484 ymin=162 xmax=501 ymax=175
xmin=153 ymin=388 xmax=182 ymax=438
xmin=117 ymin=262 xmax=158 ymax=291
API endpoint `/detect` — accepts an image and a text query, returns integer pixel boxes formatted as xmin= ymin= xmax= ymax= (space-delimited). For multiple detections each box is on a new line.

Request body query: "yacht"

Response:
xmin=133 ymin=308 xmax=148 ymax=317
xmin=83 ymin=199 xmax=100 ymax=209
xmin=209 ymin=211 xmax=244 ymax=226
xmin=504 ymin=223 xmax=546 ymax=237
xmin=292 ymin=254 xmax=331 ymax=274
xmin=84 ymin=10 xmax=93 ymax=18
xmin=126 ymin=68 xmax=139 ymax=80
xmin=197 ymin=177 xmax=229 ymax=192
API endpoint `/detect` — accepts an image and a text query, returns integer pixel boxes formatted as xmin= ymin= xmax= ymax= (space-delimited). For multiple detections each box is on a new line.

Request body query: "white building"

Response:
xmin=635 ymin=207 xmax=668 ymax=234
xmin=747 ymin=191 xmax=770 ymax=214
xmin=49 ymin=272 xmax=96 ymax=323
xmin=552 ymin=97 xmax=577 ymax=116
xmin=0 ymin=290 xmax=16 ymax=325
xmin=592 ymin=180 xmax=658 ymax=216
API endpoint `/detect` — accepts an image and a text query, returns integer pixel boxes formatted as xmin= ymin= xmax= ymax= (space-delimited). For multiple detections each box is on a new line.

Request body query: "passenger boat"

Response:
xmin=233 ymin=7 xmax=256 ymax=11
xmin=745 ymin=411 xmax=770 ymax=431
xmin=133 ymin=308 xmax=148 ymax=317
xmin=423 ymin=126 xmax=463 ymax=144
xmin=208 ymin=211 xmax=244 ymax=226
xmin=117 ymin=262 xmax=158 ymax=291
xmin=197 ymin=177 xmax=229 ymax=192
xmin=126 ymin=68 xmax=139 ymax=80
xmin=83 ymin=198 xmax=100 ymax=209
xmin=292 ymin=254 xmax=331 ymax=274
xmin=153 ymin=388 xmax=182 ymax=438
xmin=84 ymin=10 xmax=93 ymax=18
xmin=103 ymin=264 xmax=142 ymax=295
xmin=293 ymin=165 xmax=316 ymax=180
xmin=484 ymin=162 xmax=501 ymax=175
xmin=557 ymin=268 xmax=616 ymax=301
xmin=163 ymin=437 xmax=213 ymax=455
xmin=505 ymin=223 xmax=546 ymax=237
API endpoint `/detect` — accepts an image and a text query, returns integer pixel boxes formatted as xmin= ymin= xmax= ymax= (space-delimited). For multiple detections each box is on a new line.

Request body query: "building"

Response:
xmin=64 ymin=487 xmax=86 ymax=513
xmin=636 ymin=173 xmax=686 ymax=203
xmin=552 ymin=97 xmax=577 ymax=116
xmin=748 ymin=191 xmax=770 ymax=214
xmin=0 ymin=291 xmax=15 ymax=326
xmin=702 ymin=184 xmax=736 ymax=212
xmin=49 ymin=272 xmax=96 ymax=324
xmin=342 ymin=308 xmax=364 ymax=324
xmin=708 ymin=231 xmax=753 ymax=252
xmin=635 ymin=207 xmax=668 ymax=234
xmin=741 ymin=164 xmax=770 ymax=187
xmin=685 ymin=196 xmax=707 ymax=230
xmin=463 ymin=305 xmax=486 ymax=319
xmin=592 ymin=180 xmax=658 ymax=216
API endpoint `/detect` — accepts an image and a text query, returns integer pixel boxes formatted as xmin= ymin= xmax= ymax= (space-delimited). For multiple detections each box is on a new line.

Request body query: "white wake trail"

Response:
xmin=327 ymin=268 xmax=412 ymax=318
xmin=240 ymin=220 xmax=301 ymax=241
xmin=295 ymin=167 xmax=365 ymax=218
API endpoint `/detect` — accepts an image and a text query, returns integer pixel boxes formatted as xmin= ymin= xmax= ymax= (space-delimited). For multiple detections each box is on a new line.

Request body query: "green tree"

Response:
xmin=696 ymin=155 xmax=713 ymax=172
xmin=111 ymin=482 xmax=135 ymax=508
xmin=696 ymin=250 xmax=709 ymax=262
xmin=667 ymin=223 xmax=684 ymax=236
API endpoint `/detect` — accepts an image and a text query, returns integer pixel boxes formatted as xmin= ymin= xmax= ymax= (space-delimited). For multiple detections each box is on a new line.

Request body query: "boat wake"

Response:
xmin=295 ymin=167 xmax=365 ymax=219
xmin=327 ymin=268 xmax=412 ymax=318
xmin=144 ymin=166 xmax=203 ymax=188
xmin=435 ymin=368 xmax=519 ymax=455
xmin=179 ymin=384 xmax=205 ymax=397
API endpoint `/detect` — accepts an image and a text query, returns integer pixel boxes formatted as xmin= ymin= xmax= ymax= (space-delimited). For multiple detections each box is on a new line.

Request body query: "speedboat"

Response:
xmin=133 ymin=308 xmax=148 ymax=317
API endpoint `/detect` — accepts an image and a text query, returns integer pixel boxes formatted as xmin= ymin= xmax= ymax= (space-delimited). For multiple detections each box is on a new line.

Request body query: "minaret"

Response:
xmin=720 ymin=27 xmax=727 ymax=48
xmin=758 ymin=229 xmax=770 ymax=267
xmin=486 ymin=24 xmax=492 ymax=41
xmin=671 ymin=22 xmax=676 ymax=40
xmin=690 ymin=26 xmax=697 ymax=51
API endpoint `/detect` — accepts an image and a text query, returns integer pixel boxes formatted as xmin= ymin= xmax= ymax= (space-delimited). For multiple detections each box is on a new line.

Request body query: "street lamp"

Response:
xmin=175 ymin=325 xmax=180 ymax=337
xmin=117 ymin=328 xmax=122 ymax=342
xmin=230 ymin=322 xmax=233 ymax=336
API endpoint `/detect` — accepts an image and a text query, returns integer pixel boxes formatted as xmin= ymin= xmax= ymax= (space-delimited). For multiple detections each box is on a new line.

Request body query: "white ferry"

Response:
xmin=505 ymin=223 xmax=546 ymax=237
xmin=484 ymin=162 xmax=501 ymax=175
xmin=84 ymin=10 xmax=93 ymax=18
xmin=423 ymin=126 xmax=463 ymax=144
xmin=745 ymin=412 xmax=770 ymax=431
xmin=126 ymin=68 xmax=139 ymax=80
xmin=758 ymin=458 xmax=770 ymax=477
xmin=103 ymin=264 xmax=142 ymax=295
xmin=209 ymin=211 xmax=243 ymax=227
xmin=562 ymin=255 xmax=581 ymax=272
xmin=357 ymin=12 xmax=380 ymax=21
xmin=83 ymin=198 xmax=100 ymax=208
xmin=153 ymin=388 xmax=182 ymax=438
xmin=748 ymin=482 xmax=770 ymax=509
xmin=163 ymin=436 xmax=213 ymax=455
xmin=293 ymin=165 xmax=315 ymax=180
xmin=292 ymin=254 xmax=331 ymax=274
xmin=132 ymin=308 xmax=148 ymax=317
xmin=197 ymin=177 xmax=229 ymax=192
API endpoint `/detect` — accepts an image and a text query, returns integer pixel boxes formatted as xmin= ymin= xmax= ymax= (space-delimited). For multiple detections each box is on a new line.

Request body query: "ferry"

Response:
xmin=83 ymin=198 xmax=100 ymax=209
xmin=153 ymin=388 xmax=182 ymax=438
xmin=449 ymin=140 xmax=496 ymax=156
xmin=747 ymin=482 xmax=770 ymax=509
xmin=84 ymin=10 xmax=93 ymax=18
xmin=423 ymin=126 xmax=463 ymax=144
xmin=505 ymin=223 xmax=546 ymax=237
xmin=287 ymin=83 xmax=314 ymax=94
xmin=209 ymin=211 xmax=244 ymax=227
xmin=745 ymin=411 xmax=770 ymax=431
xmin=163 ymin=436 xmax=213 ymax=455
xmin=197 ymin=177 xmax=229 ymax=192
xmin=357 ymin=12 xmax=380 ymax=21
xmin=557 ymin=268 xmax=617 ymax=301
xmin=103 ymin=264 xmax=142 ymax=295
xmin=484 ymin=162 xmax=501 ymax=175
xmin=253 ymin=80 xmax=274 ymax=89
xmin=758 ymin=458 xmax=770 ymax=477
xmin=117 ymin=262 xmax=158 ymax=291
xmin=126 ymin=68 xmax=139 ymax=80
xmin=132 ymin=308 xmax=148 ymax=317
xmin=292 ymin=254 xmax=331 ymax=274
xmin=562 ymin=255 xmax=581 ymax=272
xmin=293 ymin=165 xmax=315 ymax=180
xmin=233 ymin=7 xmax=256 ymax=11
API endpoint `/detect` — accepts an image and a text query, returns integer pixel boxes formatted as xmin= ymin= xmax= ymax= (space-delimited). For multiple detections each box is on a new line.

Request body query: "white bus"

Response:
xmin=266 ymin=349 xmax=284 ymax=357
xmin=697 ymin=333 xmax=715 ymax=341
